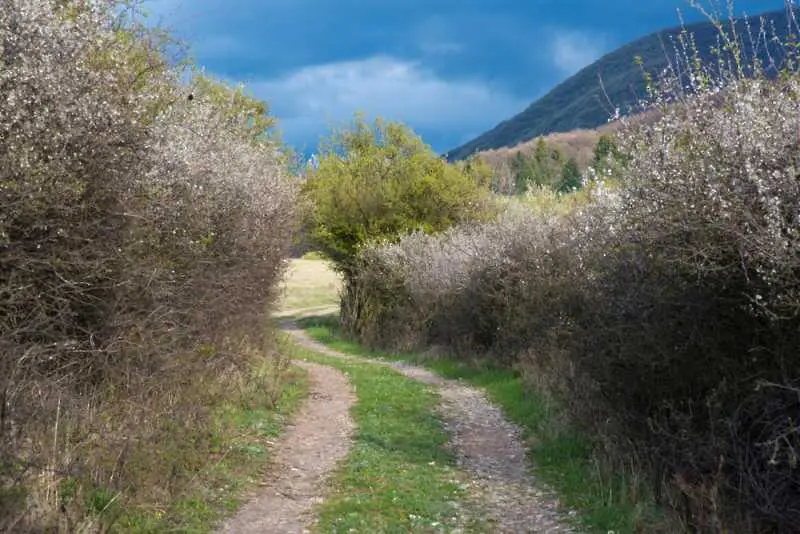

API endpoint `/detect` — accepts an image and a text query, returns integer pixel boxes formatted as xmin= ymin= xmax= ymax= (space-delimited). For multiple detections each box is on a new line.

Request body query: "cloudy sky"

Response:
xmin=143 ymin=0 xmax=783 ymax=155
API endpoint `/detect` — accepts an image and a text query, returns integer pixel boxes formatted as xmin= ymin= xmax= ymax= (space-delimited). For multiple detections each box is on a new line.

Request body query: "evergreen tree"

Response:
xmin=511 ymin=151 xmax=535 ymax=193
xmin=559 ymin=157 xmax=582 ymax=192
xmin=592 ymin=134 xmax=629 ymax=177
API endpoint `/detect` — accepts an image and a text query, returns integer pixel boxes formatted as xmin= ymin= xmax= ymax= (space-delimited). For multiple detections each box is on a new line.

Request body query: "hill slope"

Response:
xmin=446 ymin=8 xmax=795 ymax=161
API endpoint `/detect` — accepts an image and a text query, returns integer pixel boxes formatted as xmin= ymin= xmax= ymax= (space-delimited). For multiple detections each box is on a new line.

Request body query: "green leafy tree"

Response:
xmin=592 ymin=134 xmax=616 ymax=163
xmin=302 ymin=115 xmax=495 ymax=332
xmin=509 ymin=139 xmax=568 ymax=194
xmin=533 ymin=137 xmax=549 ymax=163
xmin=543 ymin=144 xmax=565 ymax=187
xmin=303 ymin=115 xmax=493 ymax=276
xmin=511 ymin=152 xmax=536 ymax=193
xmin=455 ymin=155 xmax=495 ymax=189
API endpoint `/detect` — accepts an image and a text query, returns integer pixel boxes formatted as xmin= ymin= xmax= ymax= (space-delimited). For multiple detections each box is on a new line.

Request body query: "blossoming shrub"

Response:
xmin=350 ymin=47 xmax=800 ymax=534
xmin=353 ymin=191 xmax=613 ymax=357
xmin=301 ymin=115 xmax=495 ymax=339
xmin=579 ymin=75 xmax=800 ymax=532
xmin=0 ymin=1 xmax=296 ymax=529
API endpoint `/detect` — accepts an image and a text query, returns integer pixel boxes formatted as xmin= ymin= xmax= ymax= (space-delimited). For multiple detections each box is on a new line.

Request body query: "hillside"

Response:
xmin=445 ymin=7 xmax=795 ymax=161
xmin=476 ymin=123 xmax=615 ymax=170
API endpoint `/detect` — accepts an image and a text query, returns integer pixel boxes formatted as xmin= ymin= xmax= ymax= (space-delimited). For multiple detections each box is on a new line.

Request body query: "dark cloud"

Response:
xmin=144 ymin=0 xmax=784 ymax=152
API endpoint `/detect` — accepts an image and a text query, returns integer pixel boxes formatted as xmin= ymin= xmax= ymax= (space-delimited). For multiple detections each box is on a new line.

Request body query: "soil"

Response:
xmin=221 ymin=313 xmax=578 ymax=533
xmin=217 ymin=360 xmax=355 ymax=534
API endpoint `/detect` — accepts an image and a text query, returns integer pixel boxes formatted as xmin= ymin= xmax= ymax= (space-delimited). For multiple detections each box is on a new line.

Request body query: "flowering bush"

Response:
xmin=344 ymin=9 xmax=800 ymax=531
xmin=302 ymin=115 xmax=495 ymax=336
xmin=585 ymin=73 xmax=800 ymax=532
xmin=352 ymin=188 xmax=616 ymax=356
xmin=0 ymin=1 xmax=296 ymax=529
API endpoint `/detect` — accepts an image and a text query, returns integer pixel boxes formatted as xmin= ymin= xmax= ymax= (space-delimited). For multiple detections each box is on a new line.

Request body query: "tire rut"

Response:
xmin=217 ymin=360 xmax=355 ymax=534
xmin=283 ymin=323 xmax=580 ymax=534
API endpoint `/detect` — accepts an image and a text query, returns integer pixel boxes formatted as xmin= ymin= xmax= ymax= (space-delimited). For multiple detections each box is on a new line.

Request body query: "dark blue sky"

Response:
xmin=144 ymin=0 xmax=783 ymax=154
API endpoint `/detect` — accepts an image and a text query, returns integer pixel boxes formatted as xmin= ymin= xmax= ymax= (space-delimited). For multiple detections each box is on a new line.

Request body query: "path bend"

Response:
xmin=284 ymin=321 xmax=580 ymax=534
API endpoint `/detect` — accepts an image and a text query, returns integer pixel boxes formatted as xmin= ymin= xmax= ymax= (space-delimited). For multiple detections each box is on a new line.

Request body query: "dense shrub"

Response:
xmin=351 ymin=191 xmax=612 ymax=356
xmin=579 ymin=75 xmax=800 ymax=532
xmin=344 ymin=12 xmax=800 ymax=532
xmin=301 ymin=115 xmax=494 ymax=336
xmin=0 ymin=1 xmax=296 ymax=530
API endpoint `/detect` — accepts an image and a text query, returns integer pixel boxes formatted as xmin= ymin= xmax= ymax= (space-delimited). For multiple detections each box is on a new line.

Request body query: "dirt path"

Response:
xmin=217 ymin=360 xmax=355 ymax=534
xmin=284 ymin=323 xmax=579 ymax=534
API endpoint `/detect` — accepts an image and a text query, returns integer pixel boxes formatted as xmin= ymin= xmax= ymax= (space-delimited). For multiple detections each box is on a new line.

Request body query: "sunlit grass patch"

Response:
xmin=277 ymin=259 xmax=341 ymax=313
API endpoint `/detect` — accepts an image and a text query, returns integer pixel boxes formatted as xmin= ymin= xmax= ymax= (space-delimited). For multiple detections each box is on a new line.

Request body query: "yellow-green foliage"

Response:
xmin=190 ymin=72 xmax=278 ymax=143
xmin=517 ymin=184 xmax=583 ymax=217
xmin=302 ymin=115 xmax=495 ymax=275
xmin=453 ymin=156 xmax=495 ymax=189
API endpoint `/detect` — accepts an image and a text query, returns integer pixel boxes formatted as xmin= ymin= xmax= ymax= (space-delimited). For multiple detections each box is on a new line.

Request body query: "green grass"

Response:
xmin=297 ymin=314 xmax=669 ymax=534
xmin=281 ymin=337 xmax=488 ymax=534
xmin=112 ymin=363 xmax=309 ymax=533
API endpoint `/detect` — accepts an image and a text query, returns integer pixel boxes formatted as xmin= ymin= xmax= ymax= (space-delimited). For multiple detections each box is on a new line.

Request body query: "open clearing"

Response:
xmin=275 ymin=258 xmax=341 ymax=315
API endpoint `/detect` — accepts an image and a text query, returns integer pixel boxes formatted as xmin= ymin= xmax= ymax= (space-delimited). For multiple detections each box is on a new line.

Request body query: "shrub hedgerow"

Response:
xmin=0 ymin=1 xmax=297 ymax=530
xmin=352 ymin=185 xmax=617 ymax=359
xmin=582 ymin=73 xmax=800 ymax=532
xmin=343 ymin=7 xmax=800 ymax=531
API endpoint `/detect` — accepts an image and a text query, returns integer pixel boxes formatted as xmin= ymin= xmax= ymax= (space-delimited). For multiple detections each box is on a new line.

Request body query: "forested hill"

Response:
xmin=445 ymin=7 xmax=795 ymax=161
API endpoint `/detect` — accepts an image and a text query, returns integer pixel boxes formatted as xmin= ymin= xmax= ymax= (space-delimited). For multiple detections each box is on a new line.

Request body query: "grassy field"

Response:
xmin=286 ymin=258 xmax=668 ymax=534
xmin=276 ymin=257 xmax=341 ymax=314
xmin=281 ymin=338 xmax=488 ymax=533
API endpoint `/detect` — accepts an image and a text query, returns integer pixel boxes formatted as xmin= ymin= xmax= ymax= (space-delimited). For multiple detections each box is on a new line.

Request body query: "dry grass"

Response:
xmin=276 ymin=259 xmax=341 ymax=315
xmin=476 ymin=109 xmax=660 ymax=169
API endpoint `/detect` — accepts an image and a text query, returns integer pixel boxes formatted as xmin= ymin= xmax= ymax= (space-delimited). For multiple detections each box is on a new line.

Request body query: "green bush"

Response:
xmin=301 ymin=115 xmax=495 ymax=335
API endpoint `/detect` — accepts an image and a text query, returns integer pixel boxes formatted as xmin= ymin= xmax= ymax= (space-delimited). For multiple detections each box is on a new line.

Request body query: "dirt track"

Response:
xmin=217 ymin=360 xmax=355 ymax=534
xmin=282 ymin=322 xmax=579 ymax=533
xmin=220 ymin=309 xmax=578 ymax=533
